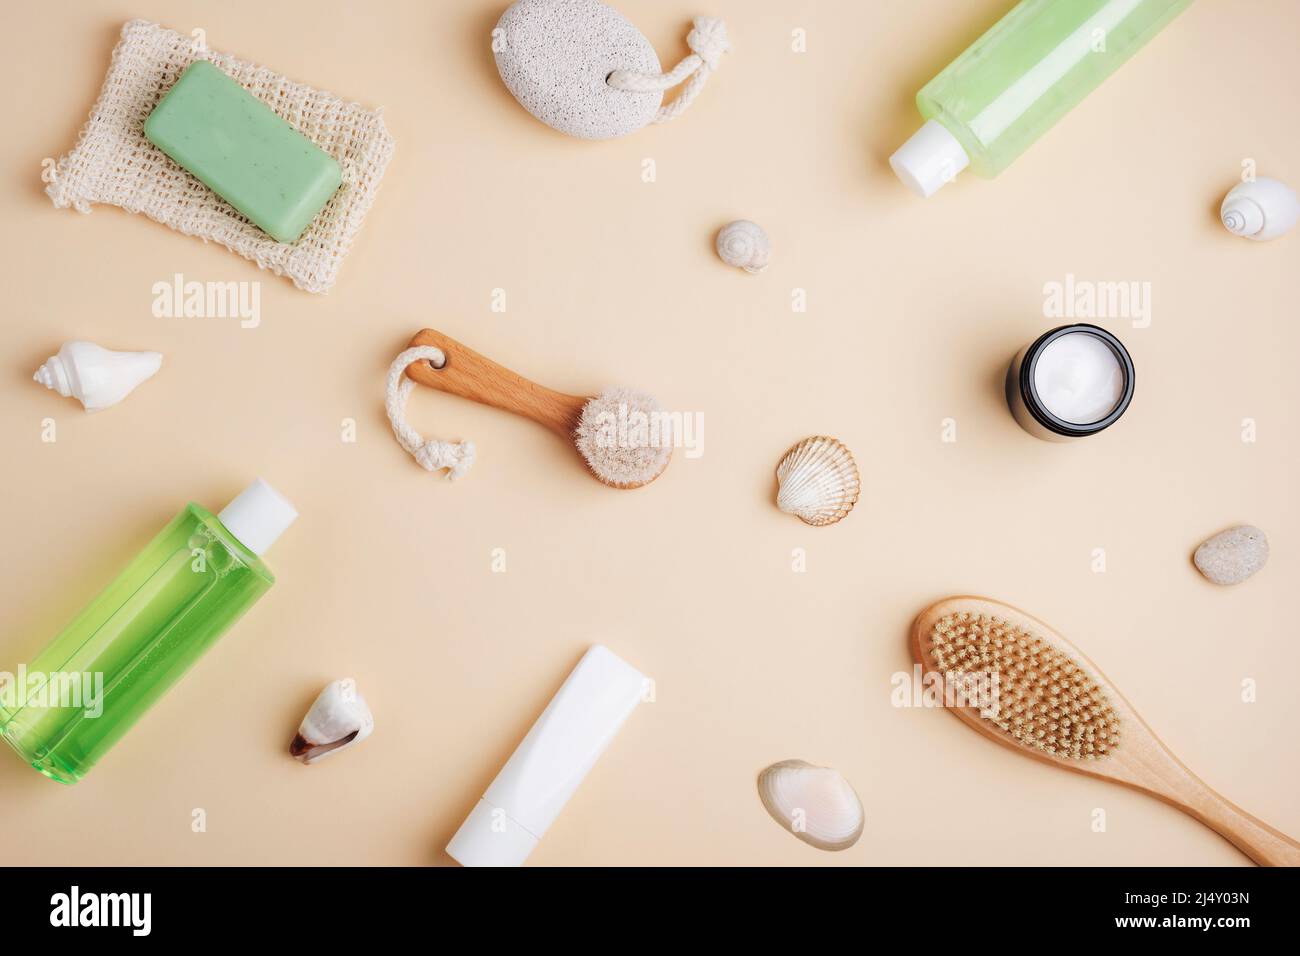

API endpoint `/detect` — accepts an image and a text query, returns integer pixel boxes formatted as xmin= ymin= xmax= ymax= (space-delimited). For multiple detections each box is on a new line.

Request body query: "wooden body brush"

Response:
xmin=404 ymin=328 xmax=671 ymax=489
xmin=911 ymin=596 xmax=1300 ymax=866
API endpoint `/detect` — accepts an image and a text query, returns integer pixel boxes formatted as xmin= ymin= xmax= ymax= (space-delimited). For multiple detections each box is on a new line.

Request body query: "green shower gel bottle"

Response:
xmin=890 ymin=0 xmax=1192 ymax=197
xmin=0 ymin=479 xmax=296 ymax=783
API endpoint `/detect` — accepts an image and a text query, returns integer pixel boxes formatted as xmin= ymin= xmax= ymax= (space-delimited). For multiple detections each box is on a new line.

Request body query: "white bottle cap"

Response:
xmin=218 ymin=478 xmax=298 ymax=556
xmin=446 ymin=798 xmax=540 ymax=867
xmin=890 ymin=119 xmax=970 ymax=198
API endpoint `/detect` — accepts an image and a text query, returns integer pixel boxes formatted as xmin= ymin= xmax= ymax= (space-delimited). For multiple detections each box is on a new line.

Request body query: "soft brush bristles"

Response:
xmin=927 ymin=612 xmax=1121 ymax=760
xmin=573 ymin=386 xmax=672 ymax=488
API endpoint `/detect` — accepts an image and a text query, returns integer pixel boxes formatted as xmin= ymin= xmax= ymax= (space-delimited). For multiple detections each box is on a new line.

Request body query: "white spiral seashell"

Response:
xmin=775 ymin=436 xmax=860 ymax=527
xmin=290 ymin=679 xmax=375 ymax=765
xmin=33 ymin=341 xmax=162 ymax=412
xmin=757 ymin=760 xmax=864 ymax=852
xmin=715 ymin=220 xmax=771 ymax=274
xmin=1221 ymin=177 xmax=1298 ymax=241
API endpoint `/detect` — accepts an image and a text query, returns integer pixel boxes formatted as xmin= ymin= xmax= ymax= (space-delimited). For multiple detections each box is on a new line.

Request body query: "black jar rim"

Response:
xmin=1020 ymin=324 xmax=1135 ymax=437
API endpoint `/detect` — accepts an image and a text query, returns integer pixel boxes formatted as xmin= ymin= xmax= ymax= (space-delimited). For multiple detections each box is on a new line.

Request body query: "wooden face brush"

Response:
xmin=404 ymin=329 xmax=671 ymax=489
xmin=911 ymin=596 xmax=1300 ymax=866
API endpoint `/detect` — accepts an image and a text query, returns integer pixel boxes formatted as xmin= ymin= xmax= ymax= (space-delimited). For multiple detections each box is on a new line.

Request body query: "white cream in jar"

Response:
xmin=1006 ymin=324 xmax=1134 ymax=441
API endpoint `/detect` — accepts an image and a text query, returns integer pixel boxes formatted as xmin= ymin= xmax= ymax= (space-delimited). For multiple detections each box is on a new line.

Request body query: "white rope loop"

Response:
xmin=385 ymin=346 xmax=476 ymax=481
xmin=606 ymin=17 xmax=729 ymax=124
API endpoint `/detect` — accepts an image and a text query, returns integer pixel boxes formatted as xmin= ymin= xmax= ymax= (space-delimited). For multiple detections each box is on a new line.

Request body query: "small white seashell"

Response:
xmin=1221 ymin=177 xmax=1298 ymax=241
xmin=775 ymin=436 xmax=860 ymax=526
xmin=33 ymin=341 xmax=162 ymax=412
xmin=757 ymin=760 xmax=864 ymax=852
xmin=716 ymin=220 xmax=771 ymax=274
xmin=290 ymin=679 xmax=374 ymax=765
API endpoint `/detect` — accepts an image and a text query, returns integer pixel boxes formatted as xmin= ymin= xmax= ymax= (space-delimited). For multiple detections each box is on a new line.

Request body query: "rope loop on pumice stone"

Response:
xmin=385 ymin=346 xmax=476 ymax=481
xmin=606 ymin=17 xmax=730 ymax=124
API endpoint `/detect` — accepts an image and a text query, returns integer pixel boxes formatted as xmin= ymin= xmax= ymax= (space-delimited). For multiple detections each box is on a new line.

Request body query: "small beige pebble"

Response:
xmin=1193 ymin=525 xmax=1269 ymax=586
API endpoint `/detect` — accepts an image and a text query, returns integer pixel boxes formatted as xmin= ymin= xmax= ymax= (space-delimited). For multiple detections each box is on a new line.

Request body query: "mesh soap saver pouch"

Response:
xmin=43 ymin=20 xmax=395 ymax=294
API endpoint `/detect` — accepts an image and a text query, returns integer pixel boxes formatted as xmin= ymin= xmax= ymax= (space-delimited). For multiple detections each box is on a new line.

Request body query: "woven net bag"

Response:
xmin=44 ymin=19 xmax=395 ymax=294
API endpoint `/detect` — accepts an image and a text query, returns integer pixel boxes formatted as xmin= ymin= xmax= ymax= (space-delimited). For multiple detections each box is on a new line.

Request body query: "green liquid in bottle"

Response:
xmin=0 ymin=481 xmax=293 ymax=783
xmin=892 ymin=0 xmax=1193 ymax=196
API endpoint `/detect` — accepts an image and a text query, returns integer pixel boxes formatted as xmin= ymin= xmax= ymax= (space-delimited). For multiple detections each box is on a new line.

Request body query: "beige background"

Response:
xmin=1 ymin=0 xmax=1297 ymax=866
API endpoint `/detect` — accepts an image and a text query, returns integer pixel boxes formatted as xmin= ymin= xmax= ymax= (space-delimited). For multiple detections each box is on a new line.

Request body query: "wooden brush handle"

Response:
xmin=405 ymin=329 xmax=588 ymax=439
xmin=1171 ymin=777 xmax=1300 ymax=867
xmin=1131 ymin=742 xmax=1300 ymax=866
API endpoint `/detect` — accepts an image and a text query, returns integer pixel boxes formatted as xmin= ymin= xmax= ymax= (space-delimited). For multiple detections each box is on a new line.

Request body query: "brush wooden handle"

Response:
xmin=405 ymin=329 xmax=588 ymax=439
xmin=1124 ymin=742 xmax=1300 ymax=867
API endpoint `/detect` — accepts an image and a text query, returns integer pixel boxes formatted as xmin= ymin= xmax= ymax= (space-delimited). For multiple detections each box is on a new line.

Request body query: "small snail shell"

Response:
xmin=716 ymin=220 xmax=771 ymax=274
xmin=1221 ymin=177 xmax=1298 ymax=241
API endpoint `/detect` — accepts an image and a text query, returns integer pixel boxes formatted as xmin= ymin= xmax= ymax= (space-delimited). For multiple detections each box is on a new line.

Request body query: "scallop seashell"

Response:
xmin=757 ymin=760 xmax=864 ymax=852
xmin=775 ymin=436 xmax=860 ymax=526
xmin=290 ymin=678 xmax=374 ymax=765
xmin=716 ymin=220 xmax=771 ymax=274
xmin=1221 ymin=177 xmax=1298 ymax=241
xmin=33 ymin=341 xmax=162 ymax=412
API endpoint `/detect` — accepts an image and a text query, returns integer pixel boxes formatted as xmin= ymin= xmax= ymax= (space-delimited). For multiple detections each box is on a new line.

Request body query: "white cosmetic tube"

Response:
xmin=446 ymin=645 xmax=646 ymax=867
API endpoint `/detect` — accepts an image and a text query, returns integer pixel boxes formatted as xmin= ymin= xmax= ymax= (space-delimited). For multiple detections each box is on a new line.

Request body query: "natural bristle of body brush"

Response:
xmin=573 ymin=386 xmax=672 ymax=489
xmin=920 ymin=609 xmax=1121 ymax=759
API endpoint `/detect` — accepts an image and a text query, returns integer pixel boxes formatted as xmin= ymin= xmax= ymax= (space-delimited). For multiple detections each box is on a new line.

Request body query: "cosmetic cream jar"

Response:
xmin=1006 ymin=324 xmax=1135 ymax=441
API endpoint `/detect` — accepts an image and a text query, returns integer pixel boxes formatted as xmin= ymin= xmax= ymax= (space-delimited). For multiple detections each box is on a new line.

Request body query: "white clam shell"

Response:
xmin=775 ymin=436 xmax=860 ymax=526
xmin=716 ymin=220 xmax=771 ymax=274
xmin=757 ymin=760 xmax=864 ymax=852
xmin=493 ymin=0 xmax=662 ymax=140
xmin=33 ymin=341 xmax=162 ymax=412
xmin=291 ymin=678 xmax=374 ymax=765
xmin=1221 ymin=177 xmax=1298 ymax=241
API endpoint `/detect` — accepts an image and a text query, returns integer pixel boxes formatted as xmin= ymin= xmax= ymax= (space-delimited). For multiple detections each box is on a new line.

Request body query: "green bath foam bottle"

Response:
xmin=891 ymin=0 xmax=1193 ymax=197
xmin=0 ymin=479 xmax=296 ymax=783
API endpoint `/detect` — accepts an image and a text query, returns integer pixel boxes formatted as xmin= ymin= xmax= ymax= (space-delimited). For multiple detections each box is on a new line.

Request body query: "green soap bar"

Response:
xmin=144 ymin=61 xmax=342 ymax=243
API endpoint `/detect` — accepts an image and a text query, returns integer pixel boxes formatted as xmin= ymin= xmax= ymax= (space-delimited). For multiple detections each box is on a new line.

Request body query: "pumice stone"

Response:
xmin=493 ymin=0 xmax=663 ymax=139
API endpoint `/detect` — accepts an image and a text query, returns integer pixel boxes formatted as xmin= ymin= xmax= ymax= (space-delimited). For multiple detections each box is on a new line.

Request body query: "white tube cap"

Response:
xmin=218 ymin=478 xmax=298 ymax=556
xmin=890 ymin=119 xmax=970 ymax=198
xmin=446 ymin=798 xmax=540 ymax=867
